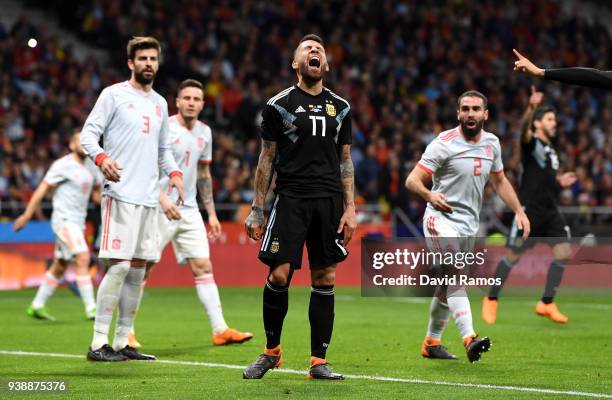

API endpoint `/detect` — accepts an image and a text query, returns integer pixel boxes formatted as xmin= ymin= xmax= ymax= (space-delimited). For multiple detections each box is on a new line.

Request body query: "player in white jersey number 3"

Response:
xmin=128 ymin=79 xmax=253 ymax=348
xmin=81 ymin=36 xmax=185 ymax=362
xmin=14 ymin=132 xmax=101 ymax=321
xmin=405 ymin=90 xmax=530 ymax=362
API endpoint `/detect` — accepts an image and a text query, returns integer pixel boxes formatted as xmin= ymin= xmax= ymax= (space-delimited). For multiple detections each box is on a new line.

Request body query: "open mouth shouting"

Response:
xmin=308 ymin=55 xmax=322 ymax=72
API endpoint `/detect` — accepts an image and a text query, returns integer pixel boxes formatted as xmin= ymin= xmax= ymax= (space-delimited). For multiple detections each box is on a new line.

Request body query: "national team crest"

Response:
xmin=197 ymin=137 xmax=205 ymax=149
xmin=326 ymin=104 xmax=336 ymax=117
xmin=155 ymin=104 xmax=162 ymax=118
xmin=485 ymin=144 xmax=493 ymax=158
xmin=270 ymin=239 xmax=280 ymax=254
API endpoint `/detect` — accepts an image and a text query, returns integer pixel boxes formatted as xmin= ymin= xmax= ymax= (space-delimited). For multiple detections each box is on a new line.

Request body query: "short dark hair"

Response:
xmin=532 ymin=105 xmax=556 ymax=122
xmin=298 ymin=34 xmax=324 ymax=48
xmin=177 ymin=79 xmax=204 ymax=96
xmin=458 ymin=90 xmax=488 ymax=109
xmin=126 ymin=36 xmax=161 ymax=61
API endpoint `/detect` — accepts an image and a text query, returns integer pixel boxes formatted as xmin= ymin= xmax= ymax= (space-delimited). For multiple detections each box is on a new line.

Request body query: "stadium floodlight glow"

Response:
xmin=27 ymin=38 xmax=37 ymax=48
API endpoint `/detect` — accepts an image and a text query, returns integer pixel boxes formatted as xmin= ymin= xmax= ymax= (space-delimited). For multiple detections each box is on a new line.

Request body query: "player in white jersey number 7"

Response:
xmin=127 ymin=79 xmax=253 ymax=349
xmin=81 ymin=36 xmax=185 ymax=362
xmin=405 ymin=90 xmax=530 ymax=363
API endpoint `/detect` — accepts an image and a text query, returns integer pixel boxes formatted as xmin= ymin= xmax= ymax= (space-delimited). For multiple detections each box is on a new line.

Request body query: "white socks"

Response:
xmin=76 ymin=274 xmax=96 ymax=310
xmin=447 ymin=287 xmax=476 ymax=340
xmin=426 ymin=297 xmax=450 ymax=340
xmin=113 ymin=268 xmax=146 ymax=351
xmin=195 ymin=273 xmax=228 ymax=334
xmin=31 ymin=271 xmax=59 ymax=309
xmin=91 ymin=261 xmax=130 ymax=351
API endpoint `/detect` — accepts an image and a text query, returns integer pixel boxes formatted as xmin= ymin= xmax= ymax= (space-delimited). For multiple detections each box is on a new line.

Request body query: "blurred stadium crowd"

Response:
xmin=0 ymin=0 xmax=610 ymax=230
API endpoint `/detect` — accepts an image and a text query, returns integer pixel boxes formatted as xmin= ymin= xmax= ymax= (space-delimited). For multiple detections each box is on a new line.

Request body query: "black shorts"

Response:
xmin=507 ymin=206 xmax=571 ymax=252
xmin=258 ymin=193 xmax=348 ymax=270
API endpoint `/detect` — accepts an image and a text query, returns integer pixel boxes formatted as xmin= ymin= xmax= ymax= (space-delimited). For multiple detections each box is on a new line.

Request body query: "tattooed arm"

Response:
xmin=337 ymin=144 xmax=357 ymax=245
xmin=197 ymin=162 xmax=222 ymax=240
xmin=245 ymin=139 xmax=277 ymax=240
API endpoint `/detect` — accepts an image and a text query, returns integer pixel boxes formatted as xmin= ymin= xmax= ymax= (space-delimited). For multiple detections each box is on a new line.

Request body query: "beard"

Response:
xmin=134 ymin=68 xmax=156 ymax=85
xmin=298 ymin=60 xmax=324 ymax=85
xmin=460 ymin=118 xmax=484 ymax=138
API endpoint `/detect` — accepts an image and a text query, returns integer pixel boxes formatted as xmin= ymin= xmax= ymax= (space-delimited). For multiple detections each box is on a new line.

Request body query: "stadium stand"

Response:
xmin=0 ymin=0 xmax=610 ymax=234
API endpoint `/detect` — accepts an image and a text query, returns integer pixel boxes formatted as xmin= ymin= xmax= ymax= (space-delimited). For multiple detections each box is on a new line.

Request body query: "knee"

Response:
xmin=311 ymin=266 xmax=336 ymax=287
xmin=505 ymin=251 xmax=521 ymax=264
xmin=553 ymin=244 xmax=572 ymax=263
xmin=268 ymin=264 xmax=292 ymax=287
xmin=74 ymin=252 xmax=90 ymax=269
xmin=190 ymin=259 xmax=212 ymax=276
xmin=130 ymin=259 xmax=146 ymax=268
xmin=51 ymin=259 xmax=69 ymax=276
xmin=108 ymin=260 xmax=131 ymax=278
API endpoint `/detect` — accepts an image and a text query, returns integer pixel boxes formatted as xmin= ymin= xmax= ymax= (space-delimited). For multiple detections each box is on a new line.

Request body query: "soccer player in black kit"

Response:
xmin=482 ymin=87 xmax=577 ymax=324
xmin=243 ymin=34 xmax=355 ymax=380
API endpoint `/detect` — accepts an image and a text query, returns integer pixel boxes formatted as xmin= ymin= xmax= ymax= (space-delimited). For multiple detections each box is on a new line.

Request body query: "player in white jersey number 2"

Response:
xmin=406 ymin=90 xmax=530 ymax=362
xmin=14 ymin=132 xmax=101 ymax=321
xmin=127 ymin=79 xmax=253 ymax=348
xmin=81 ymin=37 xmax=185 ymax=362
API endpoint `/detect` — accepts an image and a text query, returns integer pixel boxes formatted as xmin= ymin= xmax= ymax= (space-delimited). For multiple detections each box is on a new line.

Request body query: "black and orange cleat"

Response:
xmin=464 ymin=335 xmax=491 ymax=363
xmin=421 ymin=337 xmax=458 ymax=360
xmin=307 ymin=357 xmax=345 ymax=380
xmin=242 ymin=346 xmax=283 ymax=379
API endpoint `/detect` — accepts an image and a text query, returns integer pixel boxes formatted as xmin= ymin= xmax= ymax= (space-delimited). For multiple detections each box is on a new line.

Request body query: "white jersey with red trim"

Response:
xmin=80 ymin=81 xmax=180 ymax=207
xmin=159 ymin=115 xmax=213 ymax=211
xmin=43 ymin=154 xmax=102 ymax=229
xmin=417 ymin=126 xmax=503 ymax=235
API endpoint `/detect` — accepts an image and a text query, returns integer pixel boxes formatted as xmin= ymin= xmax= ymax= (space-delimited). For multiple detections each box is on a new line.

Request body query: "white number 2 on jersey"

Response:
xmin=310 ymin=116 xmax=326 ymax=136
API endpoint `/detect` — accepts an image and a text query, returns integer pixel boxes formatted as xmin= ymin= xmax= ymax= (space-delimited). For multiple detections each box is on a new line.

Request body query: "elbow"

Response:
xmin=405 ymin=176 xmax=415 ymax=192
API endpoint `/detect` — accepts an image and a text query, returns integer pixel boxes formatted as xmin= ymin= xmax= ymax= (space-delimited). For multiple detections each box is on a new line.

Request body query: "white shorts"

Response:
xmin=98 ymin=196 xmax=158 ymax=261
xmin=423 ymin=213 xmax=475 ymax=254
xmin=153 ymin=208 xmax=210 ymax=264
xmin=52 ymin=221 xmax=88 ymax=261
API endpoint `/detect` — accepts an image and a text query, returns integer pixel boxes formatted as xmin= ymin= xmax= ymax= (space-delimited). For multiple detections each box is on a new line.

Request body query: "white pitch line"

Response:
xmin=1 ymin=350 xmax=611 ymax=398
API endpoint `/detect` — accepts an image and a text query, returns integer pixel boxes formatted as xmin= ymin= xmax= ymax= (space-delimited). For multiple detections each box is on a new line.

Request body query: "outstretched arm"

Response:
xmin=13 ymin=182 xmax=52 ymax=231
xmin=489 ymin=171 xmax=530 ymax=239
xmin=337 ymin=144 xmax=356 ymax=245
xmin=245 ymin=139 xmax=276 ymax=240
xmin=520 ymin=85 xmax=543 ymax=144
xmin=513 ymin=49 xmax=612 ymax=89
xmin=198 ymin=162 xmax=221 ymax=240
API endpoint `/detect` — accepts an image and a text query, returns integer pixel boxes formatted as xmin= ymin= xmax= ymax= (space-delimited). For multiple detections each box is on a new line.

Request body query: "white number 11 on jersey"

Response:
xmin=310 ymin=116 xmax=326 ymax=136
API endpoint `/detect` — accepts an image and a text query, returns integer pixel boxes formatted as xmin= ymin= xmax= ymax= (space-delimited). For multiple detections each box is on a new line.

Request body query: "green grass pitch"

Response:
xmin=1 ymin=287 xmax=611 ymax=399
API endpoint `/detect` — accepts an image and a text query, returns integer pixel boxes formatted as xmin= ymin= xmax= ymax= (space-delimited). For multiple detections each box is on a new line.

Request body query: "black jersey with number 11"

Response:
xmin=261 ymin=85 xmax=352 ymax=198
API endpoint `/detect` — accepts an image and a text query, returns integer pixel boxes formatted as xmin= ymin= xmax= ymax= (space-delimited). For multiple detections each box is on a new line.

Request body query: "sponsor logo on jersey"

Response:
xmin=326 ymin=104 xmax=336 ymax=117
xmin=270 ymin=238 xmax=280 ymax=254
xmin=197 ymin=137 xmax=205 ymax=149
xmin=295 ymin=105 xmax=306 ymax=113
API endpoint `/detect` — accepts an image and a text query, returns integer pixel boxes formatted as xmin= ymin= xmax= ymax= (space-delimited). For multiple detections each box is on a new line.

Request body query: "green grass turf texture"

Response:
xmin=1 ymin=287 xmax=611 ymax=399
